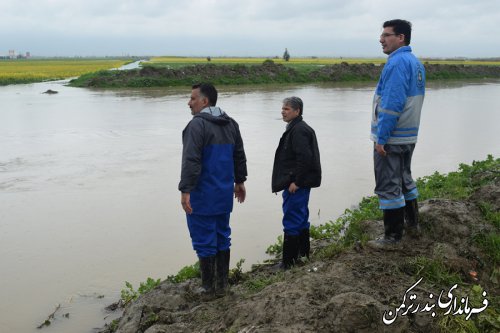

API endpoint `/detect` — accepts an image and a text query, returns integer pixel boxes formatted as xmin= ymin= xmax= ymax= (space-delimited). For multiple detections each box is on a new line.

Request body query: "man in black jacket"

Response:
xmin=179 ymin=83 xmax=247 ymax=297
xmin=272 ymin=96 xmax=321 ymax=269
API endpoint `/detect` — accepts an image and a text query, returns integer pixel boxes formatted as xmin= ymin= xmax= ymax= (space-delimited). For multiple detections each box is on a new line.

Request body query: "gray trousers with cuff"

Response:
xmin=374 ymin=143 xmax=418 ymax=210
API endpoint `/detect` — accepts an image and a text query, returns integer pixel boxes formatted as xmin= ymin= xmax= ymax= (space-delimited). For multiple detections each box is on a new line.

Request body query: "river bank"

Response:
xmin=68 ymin=61 xmax=500 ymax=88
xmin=99 ymin=156 xmax=499 ymax=333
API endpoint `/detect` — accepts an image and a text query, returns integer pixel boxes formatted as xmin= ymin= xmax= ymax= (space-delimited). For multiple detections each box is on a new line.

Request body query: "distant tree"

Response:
xmin=283 ymin=48 xmax=290 ymax=62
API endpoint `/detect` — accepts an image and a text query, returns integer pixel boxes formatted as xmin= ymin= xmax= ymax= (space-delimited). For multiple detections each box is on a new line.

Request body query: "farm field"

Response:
xmin=147 ymin=56 xmax=500 ymax=68
xmin=0 ymin=58 xmax=131 ymax=85
xmin=148 ymin=56 xmax=386 ymax=67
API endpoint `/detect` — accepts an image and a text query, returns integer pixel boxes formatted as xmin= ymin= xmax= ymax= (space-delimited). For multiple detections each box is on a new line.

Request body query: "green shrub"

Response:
xmin=120 ymin=277 xmax=161 ymax=306
xmin=166 ymin=262 xmax=200 ymax=283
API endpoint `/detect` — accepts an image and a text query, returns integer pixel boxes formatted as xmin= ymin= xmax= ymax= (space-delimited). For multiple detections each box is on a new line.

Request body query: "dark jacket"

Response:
xmin=179 ymin=111 xmax=247 ymax=215
xmin=272 ymin=116 xmax=321 ymax=193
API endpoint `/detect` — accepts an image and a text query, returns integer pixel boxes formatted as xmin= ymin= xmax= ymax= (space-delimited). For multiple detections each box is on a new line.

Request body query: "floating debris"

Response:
xmin=37 ymin=304 xmax=60 ymax=329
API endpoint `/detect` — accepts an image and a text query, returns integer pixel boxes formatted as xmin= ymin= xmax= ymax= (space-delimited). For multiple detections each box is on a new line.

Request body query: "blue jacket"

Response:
xmin=179 ymin=108 xmax=247 ymax=216
xmin=371 ymin=46 xmax=426 ymax=145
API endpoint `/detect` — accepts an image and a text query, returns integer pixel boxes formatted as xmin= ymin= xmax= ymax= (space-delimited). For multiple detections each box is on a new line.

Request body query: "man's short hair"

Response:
xmin=383 ymin=19 xmax=412 ymax=46
xmin=192 ymin=83 xmax=218 ymax=106
xmin=283 ymin=96 xmax=303 ymax=115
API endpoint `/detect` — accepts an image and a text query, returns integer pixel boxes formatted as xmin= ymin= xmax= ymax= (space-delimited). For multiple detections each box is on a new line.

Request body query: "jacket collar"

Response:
xmin=285 ymin=115 xmax=303 ymax=132
xmin=389 ymin=45 xmax=412 ymax=58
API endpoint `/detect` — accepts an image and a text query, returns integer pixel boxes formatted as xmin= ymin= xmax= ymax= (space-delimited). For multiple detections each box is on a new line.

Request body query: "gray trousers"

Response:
xmin=374 ymin=143 xmax=418 ymax=210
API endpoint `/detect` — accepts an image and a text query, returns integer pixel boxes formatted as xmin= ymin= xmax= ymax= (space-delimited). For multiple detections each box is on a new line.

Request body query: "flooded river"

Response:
xmin=1 ymin=79 xmax=499 ymax=332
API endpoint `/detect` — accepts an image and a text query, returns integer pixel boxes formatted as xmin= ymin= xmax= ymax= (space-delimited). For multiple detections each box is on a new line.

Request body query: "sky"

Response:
xmin=1 ymin=0 xmax=499 ymax=58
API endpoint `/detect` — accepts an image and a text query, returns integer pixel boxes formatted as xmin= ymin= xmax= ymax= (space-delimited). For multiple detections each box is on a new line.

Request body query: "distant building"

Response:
xmin=9 ymin=50 xmax=15 ymax=59
xmin=26 ymin=52 xmax=31 ymax=58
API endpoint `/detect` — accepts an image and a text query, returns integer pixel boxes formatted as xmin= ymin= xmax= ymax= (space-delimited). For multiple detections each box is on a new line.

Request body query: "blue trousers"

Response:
xmin=282 ymin=188 xmax=311 ymax=236
xmin=186 ymin=213 xmax=231 ymax=258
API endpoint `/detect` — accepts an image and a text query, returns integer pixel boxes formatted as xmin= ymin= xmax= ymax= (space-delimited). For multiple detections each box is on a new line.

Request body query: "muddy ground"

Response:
xmin=101 ymin=178 xmax=499 ymax=333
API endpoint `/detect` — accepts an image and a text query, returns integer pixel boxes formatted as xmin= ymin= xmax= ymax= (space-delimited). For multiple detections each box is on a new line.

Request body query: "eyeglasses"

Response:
xmin=380 ymin=33 xmax=399 ymax=38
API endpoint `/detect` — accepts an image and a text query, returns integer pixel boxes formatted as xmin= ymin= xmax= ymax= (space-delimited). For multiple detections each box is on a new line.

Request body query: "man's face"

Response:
xmin=380 ymin=26 xmax=404 ymax=55
xmin=188 ymin=88 xmax=208 ymax=115
xmin=281 ymin=103 xmax=300 ymax=123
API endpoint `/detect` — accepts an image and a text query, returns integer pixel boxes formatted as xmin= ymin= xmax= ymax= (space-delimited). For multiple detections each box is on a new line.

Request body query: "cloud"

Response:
xmin=1 ymin=0 xmax=499 ymax=57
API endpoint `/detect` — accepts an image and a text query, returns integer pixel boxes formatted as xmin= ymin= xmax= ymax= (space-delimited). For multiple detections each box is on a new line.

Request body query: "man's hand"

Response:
xmin=375 ymin=143 xmax=387 ymax=156
xmin=181 ymin=192 xmax=193 ymax=214
xmin=234 ymin=183 xmax=246 ymax=203
xmin=288 ymin=182 xmax=299 ymax=194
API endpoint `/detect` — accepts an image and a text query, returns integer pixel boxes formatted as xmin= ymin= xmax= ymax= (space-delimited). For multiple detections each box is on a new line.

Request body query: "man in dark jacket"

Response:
xmin=272 ymin=96 xmax=321 ymax=269
xmin=179 ymin=83 xmax=247 ymax=297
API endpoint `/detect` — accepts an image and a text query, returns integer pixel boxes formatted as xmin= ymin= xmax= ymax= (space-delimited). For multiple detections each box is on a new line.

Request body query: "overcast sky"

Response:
xmin=1 ymin=0 xmax=499 ymax=58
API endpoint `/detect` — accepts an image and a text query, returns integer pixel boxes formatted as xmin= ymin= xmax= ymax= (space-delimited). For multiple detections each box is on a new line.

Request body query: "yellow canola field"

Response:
xmin=0 ymin=59 xmax=129 ymax=81
xmin=149 ymin=56 xmax=500 ymax=66
xmin=149 ymin=56 xmax=387 ymax=65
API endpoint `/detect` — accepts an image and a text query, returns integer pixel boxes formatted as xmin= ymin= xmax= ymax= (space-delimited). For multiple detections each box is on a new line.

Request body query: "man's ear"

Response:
xmin=202 ymin=97 xmax=210 ymax=107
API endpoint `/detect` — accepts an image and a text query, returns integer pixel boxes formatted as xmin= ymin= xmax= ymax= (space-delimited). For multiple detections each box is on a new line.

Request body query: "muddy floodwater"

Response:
xmin=1 ymin=79 xmax=499 ymax=332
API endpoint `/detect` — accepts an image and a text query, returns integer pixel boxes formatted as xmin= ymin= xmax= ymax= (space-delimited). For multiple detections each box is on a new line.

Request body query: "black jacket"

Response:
xmin=272 ymin=116 xmax=321 ymax=192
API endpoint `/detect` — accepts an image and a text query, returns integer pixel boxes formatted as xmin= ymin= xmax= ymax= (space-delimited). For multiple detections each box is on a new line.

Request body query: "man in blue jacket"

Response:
xmin=179 ymin=83 xmax=247 ymax=297
xmin=369 ymin=19 xmax=426 ymax=248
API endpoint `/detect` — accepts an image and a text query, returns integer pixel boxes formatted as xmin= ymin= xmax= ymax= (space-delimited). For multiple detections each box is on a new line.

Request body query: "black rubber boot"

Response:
xmin=282 ymin=233 xmax=300 ymax=269
xmin=367 ymin=207 xmax=405 ymax=249
xmin=383 ymin=210 xmax=393 ymax=239
xmin=386 ymin=207 xmax=405 ymax=241
xmin=405 ymin=199 xmax=421 ymax=238
xmin=298 ymin=228 xmax=310 ymax=259
xmin=198 ymin=256 xmax=216 ymax=299
xmin=215 ymin=250 xmax=230 ymax=297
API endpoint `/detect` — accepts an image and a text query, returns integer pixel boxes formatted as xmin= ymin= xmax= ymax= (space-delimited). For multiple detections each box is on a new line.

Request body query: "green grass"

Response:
xmin=400 ymin=256 xmax=463 ymax=287
xmin=474 ymin=232 xmax=500 ymax=265
xmin=478 ymin=201 xmax=500 ymax=229
xmin=243 ymin=272 xmax=286 ymax=293
xmin=417 ymin=155 xmax=499 ymax=201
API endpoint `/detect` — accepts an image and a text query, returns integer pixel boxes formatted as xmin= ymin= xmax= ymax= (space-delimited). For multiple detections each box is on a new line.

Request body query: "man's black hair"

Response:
xmin=192 ymin=83 xmax=218 ymax=106
xmin=383 ymin=19 xmax=412 ymax=45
